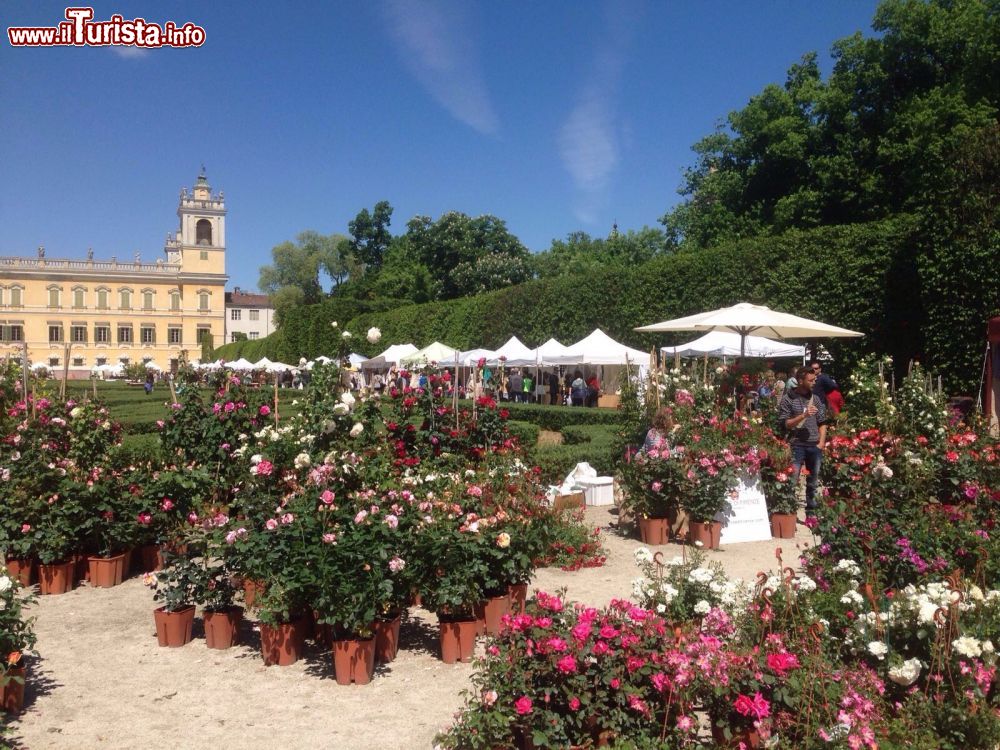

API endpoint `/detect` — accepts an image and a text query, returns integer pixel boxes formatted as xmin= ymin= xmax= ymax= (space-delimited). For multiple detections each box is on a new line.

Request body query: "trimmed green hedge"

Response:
xmin=506 ymin=420 xmax=540 ymax=450
xmin=534 ymin=424 xmax=620 ymax=485
xmin=499 ymin=402 xmax=621 ymax=431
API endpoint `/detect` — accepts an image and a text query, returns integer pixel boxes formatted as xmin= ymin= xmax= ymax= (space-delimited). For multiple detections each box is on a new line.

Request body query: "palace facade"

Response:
xmin=0 ymin=171 xmax=228 ymax=376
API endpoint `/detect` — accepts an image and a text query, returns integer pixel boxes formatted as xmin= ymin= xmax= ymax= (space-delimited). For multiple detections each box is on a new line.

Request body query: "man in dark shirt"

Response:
xmin=509 ymin=370 xmax=523 ymax=403
xmin=808 ymin=359 xmax=838 ymax=406
xmin=777 ymin=366 xmax=828 ymax=517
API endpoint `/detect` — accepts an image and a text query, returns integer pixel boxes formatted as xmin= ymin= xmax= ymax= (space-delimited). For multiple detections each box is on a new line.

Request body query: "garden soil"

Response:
xmin=10 ymin=507 xmax=815 ymax=750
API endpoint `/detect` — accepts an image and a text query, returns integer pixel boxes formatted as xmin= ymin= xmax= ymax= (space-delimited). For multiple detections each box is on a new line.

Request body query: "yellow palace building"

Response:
xmin=0 ymin=171 xmax=228 ymax=377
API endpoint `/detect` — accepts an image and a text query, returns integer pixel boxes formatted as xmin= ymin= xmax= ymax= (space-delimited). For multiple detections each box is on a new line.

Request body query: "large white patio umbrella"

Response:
xmin=635 ymin=302 xmax=863 ymax=357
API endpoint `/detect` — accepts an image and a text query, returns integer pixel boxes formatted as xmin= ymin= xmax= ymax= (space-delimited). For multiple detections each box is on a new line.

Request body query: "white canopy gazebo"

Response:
xmin=400 ymin=342 xmax=458 ymax=367
xmin=459 ymin=347 xmax=497 ymax=366
xmin=661 ymin=331 xmax=805 ymax=359
xmin=549 ymin=329 xmax=648 ymax=367
xmin=487 ymin=336 xmax=534 ymax=366
xmin=505 ymin=338 xmax=569 ymax=367
xmin=361 ymin=343 xmax=418 ymax=370
xmin=225 ymin=358 xmax=255 ymax=371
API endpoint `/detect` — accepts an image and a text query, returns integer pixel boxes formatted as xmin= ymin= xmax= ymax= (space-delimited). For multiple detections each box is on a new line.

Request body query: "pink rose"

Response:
xmin=569 ymin=697 xmax=581 ymax=711
xmin=322 ymin=533 xmax=337 ymax=544
xmin=161 ymin=498 xmax=174 ymax=512
xmin=20 ymin=524 xmax=31 ymax=533
xmin=320 ymin=490 xmax=335 ymax=505
xmin=556 ymin=655 xmax=577 ymax=674
xmin=280 ymin=513 xmax=294 ymax=525
xmin=265 ymin=518 xmax=278 ymax=530
xmin=514 ymin=696 xmax=532 ymax=715
xmin=259 ymin=405 xmax=271 ymax=416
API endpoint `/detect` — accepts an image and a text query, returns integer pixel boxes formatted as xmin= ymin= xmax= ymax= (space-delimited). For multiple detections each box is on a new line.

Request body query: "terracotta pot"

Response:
xmin=243 ymin=579 xmax=264 ymax=609
xmin=638 ymin=516 xmax=670 ymax=545
xmin=154 ymin=605 xmax=195 ymax=647
xmin=203 ymin=607 xmax=243 ymax=649
xmin=475 ymin=594 xmax=511 ymax=636
xmin=438 ymin=616 xmax=478 ymax=664
xmin=769 ymin=512 xmax=797 ymax=539
xmin=374 ymin=615 xmax=401 ymax=663
xmin=4 ymin=558 xmax=34 ymax=587
xmin=137 ymin=543 xmax=163 ymax=573
xmin=122 ymin=547 xmax=134 ymax=577
xmin=259 ymin=619 xmax=304 ymax=666
xmin=71 ymin=553 xmax=89 ymax=583
xmin=38 ymin=560 xmax=75 ymax=595
xmin=509 ymin=583 xmax=528 ymax=614
xmin=332 ymin=637 xmax=377 ymax=685
xmin=687 ymin=521 xmax=721 ymax=550
xmin=88 ymin=552 xmax=127 ymax=588
xmin=1 ymin=663 xmax=26 ymax=715
xmin=711 ymin=723 xmax=760 ymax=748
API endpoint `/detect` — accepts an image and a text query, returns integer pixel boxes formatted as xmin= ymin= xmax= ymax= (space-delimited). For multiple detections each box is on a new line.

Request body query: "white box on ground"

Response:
xmin=578 ymin=476 xmax=615 ymax=506
xmin=716 ymin=472 xmax=772 ymax=544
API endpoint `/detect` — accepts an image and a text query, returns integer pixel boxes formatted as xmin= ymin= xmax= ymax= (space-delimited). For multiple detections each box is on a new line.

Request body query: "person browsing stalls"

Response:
xmin=776 ymin=365 xmax=827 ymax=518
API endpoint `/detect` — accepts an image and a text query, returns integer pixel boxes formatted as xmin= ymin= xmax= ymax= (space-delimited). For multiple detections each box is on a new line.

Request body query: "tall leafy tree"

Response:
xmin=258 ymin=230 xmax=348 ymax=321
xmin=348 ymin=201 xmax=394 ymax=271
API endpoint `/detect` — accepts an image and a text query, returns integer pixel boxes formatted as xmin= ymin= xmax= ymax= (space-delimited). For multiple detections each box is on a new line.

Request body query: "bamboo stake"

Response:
xmin=92 ymin=371 xmax=97 ymax=400
xmin=20 ymin=342 xmax=28 ymax=405
xmin=61 ymin=343 xmax=71 ymax=400
xmin=168 ymin=374 xmax=178 ymax=405
xmin=273 ymin=373 xmax=279 ymax=427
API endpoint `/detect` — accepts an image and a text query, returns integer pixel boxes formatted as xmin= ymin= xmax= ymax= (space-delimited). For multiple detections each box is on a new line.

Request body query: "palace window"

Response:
xmin=140 ymin=326 xmax=155 ymax=345
xmin=249 ymin=309 xmax=260 ymax=321
xmin=96 ymin=356 xmax=107 ymax=366
xmin=73 ymin=287 xmax=86 ymax=309
xmin=8 ymin=325 xmax=23 ymax=342
xmin=9 ymin=287 xmax=22 ymax=308
xmin=231 ymin=309 xmax=241 ymax=321
xmin=49 ymin=358 xmax=60 ymax=368
xmin=48 ymin=325 xmax=63 ymax=343
xmin=71 ymin=325 xmax=87 ymax=343
xmin=96 ymin=288 xmax=109 ymax=310
xmin=249 ymin=332 xmax=259 ymax=340
xmin=95 ymin=325 xmax=110 ymax=344
xmin=117 ymin=325 xmax=132 ymax=344
xmin=196 ymin=327 xmax=211 ymax=344
xmin=169 ymin=290 xmax=181 ymax=311
xmin=47 ymin=287 xmax=62 ymax=309
xmin=119 ymin=289 xmax=132 ymax=310
xmin=142 ymin=290 xmax=154 ymax=311
xmin=168 ymin=327 xmax=182 ymax=345
xmin=198 ymin=292 xmax=210 ymax=311
xmin=72 ymin=357 xmax=84 ymax=367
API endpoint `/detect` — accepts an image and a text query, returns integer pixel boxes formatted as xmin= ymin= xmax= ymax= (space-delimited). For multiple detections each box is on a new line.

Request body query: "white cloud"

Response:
xmin=112 ymin=46 xmax=151 ymax=60
xmin=381 ymin=0 xmax=499 ymax=135
xmin=558 ymin=1 xmax=640 ymax=222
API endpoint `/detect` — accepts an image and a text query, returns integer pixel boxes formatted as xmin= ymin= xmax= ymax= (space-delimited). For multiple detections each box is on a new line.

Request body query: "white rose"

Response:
xmin=953 ymin=636 xmax=983 ymax=658
xmin=293 ymin=452 xmax=311 ymax=469
xmin=251 ymin=454 xmax=263 ymax=465
xmin=330 ymin=321 xmax=338 ymax=328
xmin=340 ymin=392 xmax=356 ymax=408
xmin=350 ymin=423 xmax=364 ymax=438
xmin=694 ymin=600 xmax=711 ymax=615
xmin=633 ymin=547 xmax=654 ymax=565
xmin=367 ymin=327 xmax=382 ymax=344
xmin=70 ymin=407 xmax=82 ymax=418
xmin=867 ymin=641 xmax=889 ymax=660
xmin=342 ymin=331 xmax=352 ymax=339
xmin=888 ymin=658 xmax=922 ymax=686
xmin=332 ymin=403 xmax=350 ymax=416
xmin=0 ymin=576 xmax=12 ymax=593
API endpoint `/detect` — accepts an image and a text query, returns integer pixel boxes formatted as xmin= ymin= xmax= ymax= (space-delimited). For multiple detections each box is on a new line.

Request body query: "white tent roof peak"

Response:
xmin=549 ymin=329 xmax=647 ymax=366
xmin=488 ymin=336 xmax=534 ymax=365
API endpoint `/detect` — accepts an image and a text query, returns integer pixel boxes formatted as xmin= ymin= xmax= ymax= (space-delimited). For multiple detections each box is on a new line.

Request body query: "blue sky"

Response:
xmin=1 ymin=1 xmax=881 ymax=291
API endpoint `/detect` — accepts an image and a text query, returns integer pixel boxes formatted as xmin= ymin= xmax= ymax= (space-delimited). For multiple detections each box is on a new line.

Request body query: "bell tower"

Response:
xmin=165 ymin=167 xmax=226 ymax=275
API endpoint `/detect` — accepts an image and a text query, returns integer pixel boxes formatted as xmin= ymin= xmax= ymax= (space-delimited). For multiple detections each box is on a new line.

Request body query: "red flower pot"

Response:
xmin=38 ymin=560 xmax=75 ymax=595
xmin=638 ymin=516 xmax=670 ymax=545
xmin=332 ymin=638 xmax=377 ymax=685
xmin=439 ymin=616 xmax=477 ymax=664
xmin=769 ymin=512 xmax=796 ymax=539
xmin=475 ymin=594 xmax=511 ymax=636
xmin=688 ymin=520 xmax=721 ymax=549
xmin=509 ymin=583 xmax=528 ymax=614
xmin=154 ymin=605 xmax=195 ymax=647
xmin=203 ymin=607 xmax=243 ymax=649
xmin=137 ymin=543 xmax=163 ymax=573
xmin=259 ymin=619 xmax=304 ymax=666
xmin=88 ymin=552 xmax=127 ymax=588
xmin=4 ymin=558 xmax=34 ymax=587
xmin=1 ymin=663 xmax=26 ymax=715
xmin=374 ymin=615 xmax=401 ymax=663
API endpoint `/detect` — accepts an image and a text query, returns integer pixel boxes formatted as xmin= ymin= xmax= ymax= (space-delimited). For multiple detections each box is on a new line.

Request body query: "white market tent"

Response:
xmin=549 ymin=329 xmax=648 ymax=367
xmin=487 ymin=336 xmax=534 ymax=366
xmin=505 ymin=338 xmax=569 ymax=367
xmin=400 ymin=341 xmax=458 ymax=367
xmin=265 ymin=361 xmax=294 ymax=373
xmin=225 ymin=358 xmax=255 ymax=371
xmin=661 ymin=331 xmax=806 ymax=359
xmin=253 ymin=357 xmax=274 ymax=369
xmin=459 ymin=347 xmax=497 ymax=366
xmin=347 ymin=352 xmax=368 ymax=369
xmin=361 ymin=343 xmax=418 ymax=370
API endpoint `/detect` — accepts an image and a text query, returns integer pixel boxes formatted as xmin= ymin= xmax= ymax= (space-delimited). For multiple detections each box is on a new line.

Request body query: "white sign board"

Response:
xmin=715 ymin=472 xmax=772 ymax=544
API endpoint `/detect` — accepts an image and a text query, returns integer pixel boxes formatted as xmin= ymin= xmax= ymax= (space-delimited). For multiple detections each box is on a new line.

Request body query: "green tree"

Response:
xmin=348 ymin=200 xmax=394 ymax=271
xmin=258 ymin=230 xmax=350 ymax=305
